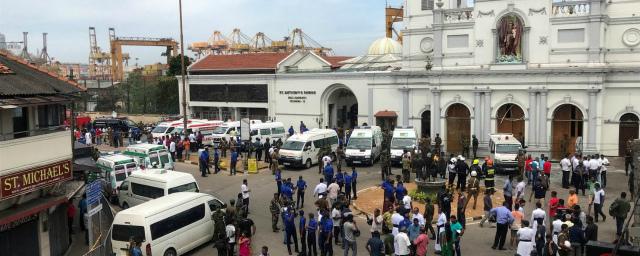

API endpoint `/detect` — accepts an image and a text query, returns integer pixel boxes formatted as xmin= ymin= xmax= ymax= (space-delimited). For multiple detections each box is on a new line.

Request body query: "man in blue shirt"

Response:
xmin=296 ymin=176 xmax=307 ymax=209
xmin=408 ymin=218 xmax=421 ymax=248
xmin=275 ymin=169 xmax=282 ymax=197
xmin=324 ymin=163 xmax=334 ymax=185
xmin=306 ymin=212 xmax=318 ymax=256
xmin=319 ymin=209 xmax=333 ymax=256
xmin=230 ymin=149 xmax=238 ymax=176
xmin=490 ymin=201 xmax=514 ymax=250
xmin=199 ymin=147 xmax=209 ymax=177
xmin=298 ymin=210 xmax=307 ymax=256
xmin=344 ymin=172 xmax=353 ymax=202
xmin=282 ymin=179 xmax=294 ymax=202
xmin=288 ymin=126 xmax=295 ymax=137
xmin=283 ymin=208 xmax=299 ymax=255
xmin=395 ymin=182 xmax=407 ymax=204
xmin=351 ymin=167 xmax=358 ymax=200
xmin=335 ymin=169 xmax=344 ymax=193
xmin=382 ymin=179 xmax=395 ymax=203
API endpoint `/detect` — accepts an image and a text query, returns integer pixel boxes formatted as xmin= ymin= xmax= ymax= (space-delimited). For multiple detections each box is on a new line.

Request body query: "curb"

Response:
xmin=351 ymin=187 xmax=486 ymax=224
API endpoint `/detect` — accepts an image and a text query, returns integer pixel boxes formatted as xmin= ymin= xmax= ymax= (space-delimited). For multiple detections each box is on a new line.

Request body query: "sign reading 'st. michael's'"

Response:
xmin=0 ymin=159 xmax=72 ymax=199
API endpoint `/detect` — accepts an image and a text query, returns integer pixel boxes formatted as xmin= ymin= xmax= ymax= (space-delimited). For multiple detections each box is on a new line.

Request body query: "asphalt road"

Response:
xmin=157 ymin=157 xmax=632 ymax=256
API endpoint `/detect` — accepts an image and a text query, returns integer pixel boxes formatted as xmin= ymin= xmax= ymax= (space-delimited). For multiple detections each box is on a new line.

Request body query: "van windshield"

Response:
xmin=149 ymin=150 xmax=171 ymax=168
xmin=282 ymin=141 xmax=305 ymax=151
xmin=152 ymin=126 xmax=169 ymax=133
xmin=347 ymin=138 xmax=371 ymax=150
xmin=168 ymin=182 xmax=198 ymax=194
xmin=212 ymin=126 xmax=228 ymax=134
xmin=391 ymin=138 xmax=416 ymax=149
xmin=496 ymin=144 xmax=520 ymax=154
xmin=112 ymin=224 xmax=145 ymax=242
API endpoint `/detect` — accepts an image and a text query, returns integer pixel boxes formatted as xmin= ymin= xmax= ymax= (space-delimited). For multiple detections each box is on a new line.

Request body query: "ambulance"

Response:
xmin=488 ymin=133 xmax=522 ymax=174
xmin=345 ymin=126 xmax=383 ymax=166
xmin=390 ymin=128 xmax=418 ymax=165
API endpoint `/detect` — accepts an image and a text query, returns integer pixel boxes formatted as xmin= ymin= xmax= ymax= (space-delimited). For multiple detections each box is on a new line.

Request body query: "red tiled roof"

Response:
xmin=375 ymin=110 xmax=398 ymax=117
xmin=0 ymin=63 xmax=14 ymax=74
xmin=324 ymin=56 xmax=352 ymax=68
xmin=190 ymin=53 xmax=290 ymax=71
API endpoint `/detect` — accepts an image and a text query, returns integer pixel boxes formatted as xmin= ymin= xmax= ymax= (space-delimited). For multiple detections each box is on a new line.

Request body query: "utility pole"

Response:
xmin=178 ymin=0 xmax=188 ymax=137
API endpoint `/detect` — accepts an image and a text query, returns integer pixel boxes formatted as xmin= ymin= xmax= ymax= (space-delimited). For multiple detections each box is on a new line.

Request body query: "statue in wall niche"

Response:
xmin=497 ymin=14 xmax=524 ymax=63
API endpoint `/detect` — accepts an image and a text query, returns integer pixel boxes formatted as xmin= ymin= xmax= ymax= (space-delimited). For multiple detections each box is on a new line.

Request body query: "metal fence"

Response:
xmin=83 ymin=195 xmax=115 ymax=256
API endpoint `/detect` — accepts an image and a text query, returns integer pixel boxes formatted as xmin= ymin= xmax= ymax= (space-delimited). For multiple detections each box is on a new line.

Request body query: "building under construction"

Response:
xmin=188 ymin=28 xmax=333 ymax=59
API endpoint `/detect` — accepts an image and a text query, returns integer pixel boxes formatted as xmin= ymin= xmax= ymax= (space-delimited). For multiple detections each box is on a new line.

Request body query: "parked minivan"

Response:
xmin=278 ymin=129 xmax=339 ymax=169
xmin=390 ymin=128 xmax=418 ymax=165
xmin=489 ymin=133 xmax=522 ymax=174
xmin=96 ymin=154 xmax=139 ymax=201
xmin=345 ymin=126 xmax=383 ymax=166
xmin=249 ymin=122 xmax=286 ymax=142
xmin=93 ymin=117 xmax=137 ymax=133
xmin=123 ymin=143 xmax=174 ymax=170
xmin=117 ymin=169 xmax=199 ymax=209
xmin=210 ymin=120 xmax=262 ymax=144
xmin=111 ymin=192 xmax=225 ymax=256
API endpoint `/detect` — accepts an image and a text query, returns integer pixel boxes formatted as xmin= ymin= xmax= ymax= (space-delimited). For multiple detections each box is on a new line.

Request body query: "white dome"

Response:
xmin=367 ymin=37 xmax=402 ymax=55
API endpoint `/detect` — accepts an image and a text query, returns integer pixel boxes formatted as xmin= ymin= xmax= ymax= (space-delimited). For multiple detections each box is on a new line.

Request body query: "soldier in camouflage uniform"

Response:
xmin=212 ymin=208 xmax=226 ymax=242
xmin=270 ymin=193 xmax=281 ymax=232
xmin=381 ymin=129 xmax=392 ymax=181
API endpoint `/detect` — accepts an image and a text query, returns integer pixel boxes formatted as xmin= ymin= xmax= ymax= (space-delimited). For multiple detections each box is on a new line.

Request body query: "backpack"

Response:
xmin=609 ymin=200 xmax=619 ymax=217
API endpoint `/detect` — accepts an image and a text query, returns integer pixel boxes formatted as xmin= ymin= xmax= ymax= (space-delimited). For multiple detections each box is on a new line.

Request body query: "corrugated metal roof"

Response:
xmin=0 ymin=52 xmax=84 ymax=96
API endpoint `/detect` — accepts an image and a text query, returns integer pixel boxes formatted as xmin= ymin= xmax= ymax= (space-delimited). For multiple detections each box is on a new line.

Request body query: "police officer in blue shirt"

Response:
xmin=275 ymin=169 xmax=283 ymax=197
xmin=344 ymin=172 xmax=353 ymax=203
xmin=382 ymin=179 xmax=395 ymax=203
xmin=282 ymin=178 xmax=294 ymax=203
xmin=324 ymin=163 xmax=334 ymax=185
xmin=298 ymin=210 xmax=307 ymax=256
xmin=296 ymin=176 xmax=307 ymax=209
xmin=351 ymin=167 xmax=358 ymax=200
xmin=319 ymin=209 xmax=334 ymax=256
xmin=283 ymin=207 xmax=300 ymax=255
xmin=335 ymin=169 xmax=344 ymax=193
xmin=395 ymin=182 xmax=407 ymax=203
xmin=306 ymin=212 xmax=318 ymax=256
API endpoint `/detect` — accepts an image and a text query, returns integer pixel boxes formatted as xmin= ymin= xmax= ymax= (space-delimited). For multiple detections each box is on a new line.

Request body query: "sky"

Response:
xmin=0 ymin=0 xmax=400 ymax=65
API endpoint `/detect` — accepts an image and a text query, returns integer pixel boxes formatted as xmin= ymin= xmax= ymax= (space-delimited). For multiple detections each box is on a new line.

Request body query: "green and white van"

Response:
xmin=123 ymin=143 xmax=174 ymax=170
xmin=96 ymin=154 xmax=139 ymax=201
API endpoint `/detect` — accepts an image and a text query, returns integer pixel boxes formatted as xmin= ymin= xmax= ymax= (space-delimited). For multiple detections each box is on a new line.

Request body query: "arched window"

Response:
xmin=496 ymin=14 xmax=524 ymax=63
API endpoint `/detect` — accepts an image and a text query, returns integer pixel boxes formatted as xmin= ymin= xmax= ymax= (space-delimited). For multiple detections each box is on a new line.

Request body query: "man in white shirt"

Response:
xmin=391 ymin=210 xmax=404 ymax=236
xmin=600 ymin=154 xmax=609 ymax=188
xmin=394 ymin=227 xmax=411 ymax=256
xmin=592 ymin=183 xmax=606 ymax=222
xmin=226 ymin=223 xmax=236 ymax=255
xmin=410 ymin=207 xmax=426 ymax=227
xmin=331 ymin=206 xmax=342 ymax=245
xmin=560 ymin=154 xmax=571 ymax=189
xmin=434 ymin=210 xmax=447 ymax=252
xmin=313 ymin=178 xmax=328 ymax=197
xmin=530 ymin=201 xmax=546 ymax=230
xmin=84 ymin=131 xmax=92 ymax=145
xmin=551 ymin=215 xmax=563 ymax=244
xmin=402 ymin=194 xmax=412 ymax=211
xmin=515 ymin=178 xmax=526 ymax=200
xmin=241 ymin=179 xmax=250 ymax=214
xmin=327 ymin=182 xmax=340 ymax=206
xmin=516 ymin=220 xmax=535 ymax=256
xmin=589 ymin=156 xmax=600 ymax=180
xmin=169 ymin=140 xmax=176 ymax=161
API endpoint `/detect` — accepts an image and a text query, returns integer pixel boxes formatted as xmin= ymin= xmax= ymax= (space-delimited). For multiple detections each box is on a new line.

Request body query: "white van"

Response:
xmin=390 ymin=128 xmax=418 ymax=165
xmin=96 ymin=154 xmax=139 ymax=201
xmin=111 ymin=192 xmax=225 ymax=256
xmin=250 ymin=122 xmax=286 ymax=142
xmin=117 ymin=169 xmax=199 ymax=209
xmin=123 ymin=143 xmax=174 ymax=170
xmin=278 ymin=129 xmax=339 ymax=169
xmin=489 ymin=133 xmax=522 ymax=174
xmin=210 ymin=120 xmax=262 ymax=144
xmin=345 ymin=126 xmax=383 ymax=166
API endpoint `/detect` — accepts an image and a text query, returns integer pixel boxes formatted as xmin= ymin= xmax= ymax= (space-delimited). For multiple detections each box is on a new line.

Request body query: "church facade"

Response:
xmin=181 ymin=0 xmax=640 ymax=158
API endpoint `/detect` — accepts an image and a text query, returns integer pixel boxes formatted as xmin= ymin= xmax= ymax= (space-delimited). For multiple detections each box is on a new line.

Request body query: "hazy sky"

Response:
xmin=0 ymin=0 xmax=399 ymax=65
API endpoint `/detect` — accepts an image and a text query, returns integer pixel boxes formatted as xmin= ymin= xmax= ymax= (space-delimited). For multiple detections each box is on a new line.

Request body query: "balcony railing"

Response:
xmin=444 ymin=8 xmax=474 ymax=23
xmin=552 ymin=1 xmax=591 ymax=17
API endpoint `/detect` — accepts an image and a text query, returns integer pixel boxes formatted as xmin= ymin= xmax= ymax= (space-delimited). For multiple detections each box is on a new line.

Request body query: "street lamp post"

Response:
xmin=178 ymin=0 xmax=188 ymax=138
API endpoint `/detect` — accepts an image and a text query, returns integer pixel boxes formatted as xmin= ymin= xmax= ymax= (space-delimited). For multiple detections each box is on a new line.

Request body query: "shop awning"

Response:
xmin=0 ymin=196 xmax=67 ymax=225
xmin=374 ymin=110 xmax=398 ymax=117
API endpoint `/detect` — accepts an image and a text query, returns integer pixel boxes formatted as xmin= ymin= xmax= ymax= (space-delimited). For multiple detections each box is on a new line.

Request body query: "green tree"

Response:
xmin=166 ymin=54 xmax=192 ymax=77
